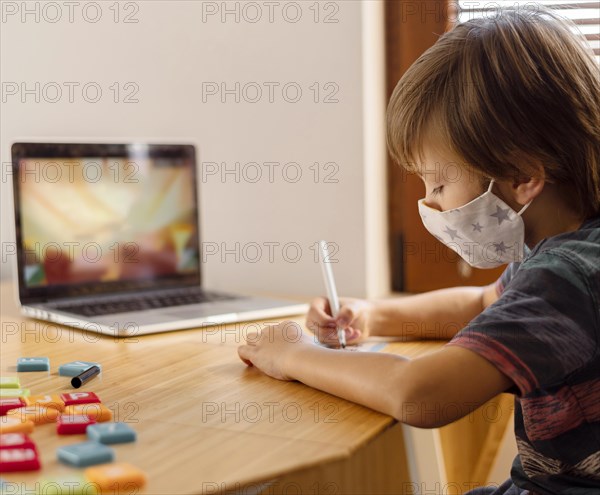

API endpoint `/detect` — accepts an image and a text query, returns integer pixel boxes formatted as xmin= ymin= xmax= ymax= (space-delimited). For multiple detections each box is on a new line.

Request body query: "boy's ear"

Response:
xmin=512 ymin=163 xmax=545 ymax=207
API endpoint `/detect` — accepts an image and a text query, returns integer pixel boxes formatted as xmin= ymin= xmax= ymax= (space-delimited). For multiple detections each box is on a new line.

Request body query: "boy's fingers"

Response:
xmin=345 ymin=328 xmax=361 ymax=342
xmin=311 ymin=296 xmax=330 ymax=311
xmin=306 ymin=297 xmax=365 ymax=345
xmin=306 ymin=297 xmax=336 ymax=332
xmin=336 ymin=304 xmax=357 ymax=328
xmin=306 ymin=316 xmax=335 ymax=333
xmin=310 ymin=297 xmax=335 ymax=321
xmin=320 ymin=327 xmax=359 ymax=346
xmin=238 ymin=345 xmax=254 ymax=366
xmin=312 ymin=326 xmax=340 ymax=345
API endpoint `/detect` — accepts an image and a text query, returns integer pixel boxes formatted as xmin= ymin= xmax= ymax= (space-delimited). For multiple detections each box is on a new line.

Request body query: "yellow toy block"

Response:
xmin=38 ymin=475 xmax=100 ymax=495
xmin=0 ymin=377 xmax=20 ymax=388
xmin=0 ymin=388 xmax=30 ymax=398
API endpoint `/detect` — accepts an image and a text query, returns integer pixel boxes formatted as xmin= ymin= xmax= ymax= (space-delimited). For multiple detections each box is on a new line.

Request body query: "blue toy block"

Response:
xmin=56 ymin=441 xmax=114 ymax=467
xmin=58 ymin=361 xmax=101 ymax=377
xmin=17 ymin=357 xmax=49 ymax=372
xmin=87 ymin=422 xmax=137 ymax=444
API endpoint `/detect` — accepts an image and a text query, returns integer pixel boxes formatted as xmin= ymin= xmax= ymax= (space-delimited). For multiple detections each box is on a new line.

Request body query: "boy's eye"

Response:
xmin=431 ymin=186 xmax=444 ymax=196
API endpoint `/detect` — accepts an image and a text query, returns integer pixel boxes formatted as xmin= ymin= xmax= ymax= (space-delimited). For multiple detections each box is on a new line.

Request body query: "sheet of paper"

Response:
xmin=344 ymin=341 xmax=389 ymax=352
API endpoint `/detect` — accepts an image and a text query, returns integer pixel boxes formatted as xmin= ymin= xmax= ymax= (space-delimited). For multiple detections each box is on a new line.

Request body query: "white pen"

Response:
xmin=319 ymin=240 xmax=346 ymax=349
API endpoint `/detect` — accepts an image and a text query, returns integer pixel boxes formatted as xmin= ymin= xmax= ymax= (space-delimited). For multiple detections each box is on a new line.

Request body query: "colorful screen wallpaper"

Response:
xmin=19 ymin=156 xmax=199 ymax=288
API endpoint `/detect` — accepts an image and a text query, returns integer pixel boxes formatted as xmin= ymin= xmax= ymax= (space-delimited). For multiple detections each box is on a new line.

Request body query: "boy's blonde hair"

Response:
xmin=387 ymin=6 xmax=600 ymax=218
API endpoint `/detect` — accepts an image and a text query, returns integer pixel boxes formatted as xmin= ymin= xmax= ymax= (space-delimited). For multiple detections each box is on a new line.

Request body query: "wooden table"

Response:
xmin=0 ymin=282 xmax=512 ymax=494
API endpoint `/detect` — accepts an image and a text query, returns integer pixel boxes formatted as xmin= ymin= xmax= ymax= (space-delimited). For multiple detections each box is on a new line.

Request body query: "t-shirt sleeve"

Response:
xmin=447 ymin=250 xmax=598 ymax=396
xmin=494 ymin=261 xmax=525 ymax=297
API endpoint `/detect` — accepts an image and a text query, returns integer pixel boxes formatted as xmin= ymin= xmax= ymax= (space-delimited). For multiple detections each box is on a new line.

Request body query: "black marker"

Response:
xmin=71 ymin=366 xmax=101 ymax=389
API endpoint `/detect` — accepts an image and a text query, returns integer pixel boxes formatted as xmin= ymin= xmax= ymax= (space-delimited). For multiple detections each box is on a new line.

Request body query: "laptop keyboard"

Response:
xmin=51 ymin=287 xmax=240 ymax=317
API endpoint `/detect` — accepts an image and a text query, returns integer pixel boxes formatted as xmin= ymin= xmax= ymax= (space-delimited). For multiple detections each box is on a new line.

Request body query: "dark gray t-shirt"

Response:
xmin=449 ymin=215 xmax=600 ymax=495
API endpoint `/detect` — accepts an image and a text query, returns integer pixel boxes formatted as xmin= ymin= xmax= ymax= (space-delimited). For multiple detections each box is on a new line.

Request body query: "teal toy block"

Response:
xmin=58 ymin=361 xmax=101 ymax=377
xmin=17 ymin=357 xmax=49 ymax=372
xmin=57 ymin=441 xmax=114 ymax=468
xmin=87 ymin=422 xmax=137 ymax=444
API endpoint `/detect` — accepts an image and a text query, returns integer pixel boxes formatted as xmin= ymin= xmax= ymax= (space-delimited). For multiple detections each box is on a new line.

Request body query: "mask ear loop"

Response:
xmin=517 ymin=199 xmax=532 ymax=216
xmin=488 ymin=178 xmax=533 ymax=216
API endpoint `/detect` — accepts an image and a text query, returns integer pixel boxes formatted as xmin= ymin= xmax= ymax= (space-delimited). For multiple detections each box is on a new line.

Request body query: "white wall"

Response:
xmin=0 ymin=0 xmax=388 ymax=299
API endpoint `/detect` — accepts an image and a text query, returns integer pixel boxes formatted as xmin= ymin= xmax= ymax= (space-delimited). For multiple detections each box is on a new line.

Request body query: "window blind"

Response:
xmin=455 ymin=1 xmax=600 ymax=64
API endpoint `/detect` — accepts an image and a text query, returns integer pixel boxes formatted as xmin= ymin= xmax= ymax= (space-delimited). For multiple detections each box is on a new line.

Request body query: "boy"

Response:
xmin=238 ymin=6 xmax=600 ymax=494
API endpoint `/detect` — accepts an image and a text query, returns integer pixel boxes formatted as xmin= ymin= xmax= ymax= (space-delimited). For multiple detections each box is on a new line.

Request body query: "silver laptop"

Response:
xmin=11 ymin=142 xmax=308 ymax=337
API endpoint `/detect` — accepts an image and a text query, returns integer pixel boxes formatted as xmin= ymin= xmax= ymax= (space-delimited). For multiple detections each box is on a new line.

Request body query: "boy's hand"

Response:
xmin=237 ymin=321 xmax=314 ymax=380
xmin=305 ymin=297 xmax=373 ymax=346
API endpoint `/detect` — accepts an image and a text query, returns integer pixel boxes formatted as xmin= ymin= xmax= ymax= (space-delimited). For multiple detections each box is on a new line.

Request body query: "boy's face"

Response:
xmin=415 ymin=143 xmax=487 ymax=212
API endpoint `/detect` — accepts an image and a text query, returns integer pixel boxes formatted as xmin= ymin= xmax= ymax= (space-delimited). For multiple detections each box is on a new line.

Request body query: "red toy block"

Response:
xmin=0 ymin=447 xmax=41 ymax=472
xmin=0 ymin=433 xmax=35 ymax=450
xmin=60 ymin=392 xmax=101 ymax=406
xmin=0 ymin=398 xmax=25 ymax=416
xmin=57 ymin=414 xmax=97 ymax=435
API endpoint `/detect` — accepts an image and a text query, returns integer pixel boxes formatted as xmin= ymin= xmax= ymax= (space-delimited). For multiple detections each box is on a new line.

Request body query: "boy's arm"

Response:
xmin=368 ymin=282 xmax=499 ymax=340
xmin=283 ymin=342 xmax=512 ymax=428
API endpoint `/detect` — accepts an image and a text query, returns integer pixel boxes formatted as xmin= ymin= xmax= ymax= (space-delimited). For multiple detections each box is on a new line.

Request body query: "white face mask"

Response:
xmin=417 ymin=179 xmax=532 ymax=268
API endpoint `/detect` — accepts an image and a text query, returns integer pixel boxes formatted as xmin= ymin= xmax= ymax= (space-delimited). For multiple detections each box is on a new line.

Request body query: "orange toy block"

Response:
xmin=7 ymin=405 xmax=60 ymax=425
xmin=25 ymin=395 xmax=65 ymax=411
xmin=84 ymin=462 xmax=147 ymax=492
xmin=0 ymin=416 xmax=35 ymax=434
xmin=64 ymin=404 xmax=112 ymax=422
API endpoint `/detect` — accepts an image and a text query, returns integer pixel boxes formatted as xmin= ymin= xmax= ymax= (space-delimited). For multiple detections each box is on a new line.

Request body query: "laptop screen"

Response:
xmin=12 ymin=143 xmax=201 ymax=302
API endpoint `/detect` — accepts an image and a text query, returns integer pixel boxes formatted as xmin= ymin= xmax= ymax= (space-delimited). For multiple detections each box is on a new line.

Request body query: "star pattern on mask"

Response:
xmin=493 ymin=241 xmax=508 ymax=254
xmin=462 ymin=245 xmax=474 ymax=261
xmin=472 ymin=222 xmax=483 ymax=232
xmin=490 ymin=205 xmax=511 ymax=225
xmin=443 ymin=226 xmax=462 ymax=241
